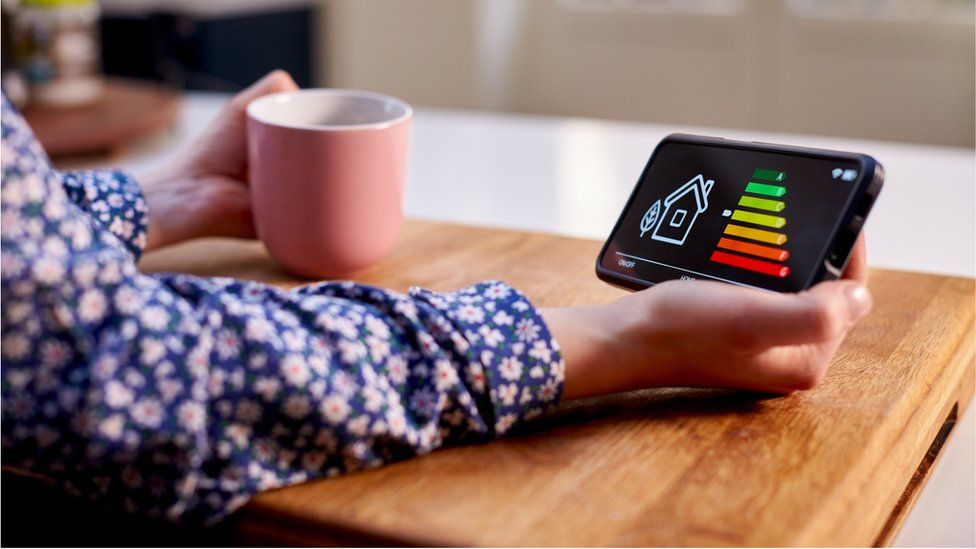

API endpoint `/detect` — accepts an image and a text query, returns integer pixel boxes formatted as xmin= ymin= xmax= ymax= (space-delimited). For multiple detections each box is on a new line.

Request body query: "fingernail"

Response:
xmin=844 ymin=283 xmax=872 ymax=320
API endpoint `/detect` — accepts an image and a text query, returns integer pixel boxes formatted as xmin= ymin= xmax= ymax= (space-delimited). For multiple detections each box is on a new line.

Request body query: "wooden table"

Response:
xmin=134 ymin=219 xmax=976 ymax=546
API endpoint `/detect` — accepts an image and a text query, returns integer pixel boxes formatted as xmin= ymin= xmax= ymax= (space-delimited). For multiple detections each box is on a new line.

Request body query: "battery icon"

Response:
xmin=841 ymin=169 xmax=858 ymax=181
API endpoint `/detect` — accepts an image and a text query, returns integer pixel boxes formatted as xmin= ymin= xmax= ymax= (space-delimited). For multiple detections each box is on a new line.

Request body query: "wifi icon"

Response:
xmin=832 ymin=168 xmax=844 ymax=179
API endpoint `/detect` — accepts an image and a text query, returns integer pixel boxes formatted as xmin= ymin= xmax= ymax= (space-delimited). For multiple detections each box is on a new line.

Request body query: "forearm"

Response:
xmin=540 ymin=302 xmax=680 ymax=400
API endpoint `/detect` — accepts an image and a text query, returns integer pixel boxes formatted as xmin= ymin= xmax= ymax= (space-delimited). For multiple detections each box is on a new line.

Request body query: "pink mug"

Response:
xmin=246 ymin=89 xmax=412 ymax=278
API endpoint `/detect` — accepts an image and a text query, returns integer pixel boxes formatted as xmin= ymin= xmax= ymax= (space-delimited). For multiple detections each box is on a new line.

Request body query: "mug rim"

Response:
xmin=247 ymin=88 xmax=413 ymax=132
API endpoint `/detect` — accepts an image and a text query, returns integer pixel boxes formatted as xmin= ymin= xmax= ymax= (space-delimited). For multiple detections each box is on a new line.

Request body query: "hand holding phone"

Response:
xmin=597 ymin=134 xmax=883 ymax=292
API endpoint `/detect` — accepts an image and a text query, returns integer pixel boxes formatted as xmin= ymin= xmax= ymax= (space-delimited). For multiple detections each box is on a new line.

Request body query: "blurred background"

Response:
xmin=2 ymin=0 xmax=973 ymax=152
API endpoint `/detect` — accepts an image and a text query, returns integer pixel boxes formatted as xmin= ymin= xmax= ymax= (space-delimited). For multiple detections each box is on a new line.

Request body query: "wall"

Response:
xmin=317 ymin=0 xmax=976 ymax=147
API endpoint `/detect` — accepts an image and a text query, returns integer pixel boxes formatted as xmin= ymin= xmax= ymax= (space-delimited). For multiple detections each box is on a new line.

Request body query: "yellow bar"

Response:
xmin=731 ymin=209 xmax=786 ymax=228
xmin=724 ymin=223 xmax=787 ymax=245
xmin=738 ymin=195 xmax=785 ymax=212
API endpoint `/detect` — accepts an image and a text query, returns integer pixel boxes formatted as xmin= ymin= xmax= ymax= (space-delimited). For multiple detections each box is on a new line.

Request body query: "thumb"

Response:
xmin=229 ymin=70 xmax=300 ymax=112
xmin=778 ymin=280 xmax=873 ymax=344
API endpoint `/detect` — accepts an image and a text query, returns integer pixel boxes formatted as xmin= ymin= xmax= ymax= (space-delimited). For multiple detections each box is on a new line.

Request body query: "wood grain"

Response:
xmin=138 ymin=220 xmax=975 ymax=546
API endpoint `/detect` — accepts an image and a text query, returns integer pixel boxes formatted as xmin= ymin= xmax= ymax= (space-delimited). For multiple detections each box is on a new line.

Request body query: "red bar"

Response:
xmin=716 ymin=237 xmax=789 ymax=262
xmin=710 ymin=250 xmax=790 ymax=278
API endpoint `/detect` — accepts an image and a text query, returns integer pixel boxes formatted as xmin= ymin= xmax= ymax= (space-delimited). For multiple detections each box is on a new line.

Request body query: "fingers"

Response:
xmin=751 ymin=334 xmax=850 ymax=392
xmin=230 ymin=70 xmax=299 ymax=111
xmin=745 ymin=281 xmax=872 ymax=347
xmin=842 ymin=232 xmax=868 ymax=283
xmin=651 ymin=279 xmax=872 ymax=349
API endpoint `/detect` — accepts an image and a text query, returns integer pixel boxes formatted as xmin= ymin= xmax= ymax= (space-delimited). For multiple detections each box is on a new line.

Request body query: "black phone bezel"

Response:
xmin=595 ymin=134 xmax=884 ymax=292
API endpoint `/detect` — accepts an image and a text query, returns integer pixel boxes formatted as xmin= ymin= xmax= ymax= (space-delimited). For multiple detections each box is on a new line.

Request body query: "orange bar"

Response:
xmin=716 ymin=237 xmax=789 ymax=262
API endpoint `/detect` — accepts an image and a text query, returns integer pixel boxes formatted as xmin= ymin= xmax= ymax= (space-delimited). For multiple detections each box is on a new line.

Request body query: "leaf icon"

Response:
xmin=640 ymin=199 xmax=661 ymax=237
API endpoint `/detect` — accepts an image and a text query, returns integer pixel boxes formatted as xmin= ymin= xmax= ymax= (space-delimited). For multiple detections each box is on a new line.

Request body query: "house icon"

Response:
xmin=648 ymin=174 xmax=714 ymax=246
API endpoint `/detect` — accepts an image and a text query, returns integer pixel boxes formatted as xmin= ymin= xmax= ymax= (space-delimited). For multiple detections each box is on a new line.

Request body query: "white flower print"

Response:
xmin=417 ymin=331 xmax=439 ymax=357
xmin=539 ymin=379 xmax=560 ymax=402
xmin=6 ymin=369 xmax=30 ymax=389
xmin=528 ymin=340 xmax=552 ymax=363
xmin=1 ymin=104 xmax=569 ymax=522
xmin=484 ymin=283 xmax=511 ymax=300
xmin=245 ymin=317 xmax=273 ymax=342
xmin=410 ymin=387 xmax=439 ymax=418
xmin=314 ymin=428 xmax=338 ymax=452
xmin=77 ymin=289 xmax=108 ymax=323
xmin=98 ymin=262 xmax=122 ymax=284
xmin=99 ymin=414 xmax=126 ymax=440
xmin=253 ymin=377 xmax=280 ymax=401
xmin=131 ymin=398 xmax=164 ymax=428
xmin=362 ymin=386 xmax=385 ymax=413
xmin=347 ymin=415 xmax=370 ymax=437
xmin=177 ymin=401 xmax=207 ymax=431
xmin=499 ymin=357 xmax=523 ymax=381
xmin=492 ymin=310 xmax=514 ymax=326
xmin=338 ymin=339 xmax=367 ymax=364
xmin=367 ymin=337 xmax=391 ymax=362
xmin=434 ymin=359 xmax=458 ymax=391
xmin=386 ymin=355 xmax=408 ymax=385
xmin=478 ymin=325 xmax=504 ymax=347
xmin=331 ymin=371 xmax=358 ymax=397
xmin=225 ymin=423 xmax=251 ymax=448
xmin=93 ymin=355 xmax=119 ymax=379
xmin=280 ymin=354 xmax=310 ymax=387
xmin=495 ymin=412 xmax=517 ymax=433
xmin=236 ymin=399 xmax=262 ymax=424
xmin=72 ymin=260 xmax=98 ymax=286
xmin=140 ymin=306 xmax=169 ymax=331
xmin=465 ymin=362 xmax=486 ymax=392
xmin=113 ymin=285 xmax=143 ymax=314
xmin=40 ymin=340 xmax=71 ymax=367
xmin=497 ymin=383 xmax=518 ymax=406
xmin=104 ymin=380 xmax=134 ymax=408
xmin=320 ymin=395 xmax=351 ymax=424
xmin=282 ymin=395 xmax=312 ymax=420
xmin=365 ymin=316 xmax=390 ymax=338
xmin=216 ymin=329 xmax=241 ymax=360
xmin=140 ymin=338 xmax=166 ymax=365
xmin=159 ymin=378 xmax=184 ymax=402
xmin=515 ymin=318 xmax=540 ymax=342
xmin=32 ymin=257 xmax=64 ymax=285
xmin=302 ymin=451 xmax=327 ymax=471
xmin=2 ymin=332 xmax=30 ymax=360
xmin=456 ymin=304 xmax=485 ymax=324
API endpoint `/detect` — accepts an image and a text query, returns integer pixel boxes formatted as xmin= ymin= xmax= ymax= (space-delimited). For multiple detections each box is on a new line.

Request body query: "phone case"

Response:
xmin=596 ymin=134 xmax=884 ymax=292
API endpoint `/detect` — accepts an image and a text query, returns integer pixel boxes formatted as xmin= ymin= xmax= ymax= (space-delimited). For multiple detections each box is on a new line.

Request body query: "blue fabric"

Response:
xmin=0 ymin=95 xmax=565 ymax=524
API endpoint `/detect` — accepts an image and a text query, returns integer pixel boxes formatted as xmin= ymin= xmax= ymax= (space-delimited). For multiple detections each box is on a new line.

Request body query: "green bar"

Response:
xmin=738 ymin=195 xmax=785 ymax=212
xmin=731 ymin=209 xmax=786 ymax=228
xmin=745 ymin=182 xmax=786 ymax=197
xmin=752 ymin=168 xmax=786 ymax=182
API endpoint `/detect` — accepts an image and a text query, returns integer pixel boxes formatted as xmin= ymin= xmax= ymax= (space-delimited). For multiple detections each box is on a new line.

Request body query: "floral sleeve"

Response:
xmin=59 ymin=169 xmax=148 ymax=260
xmin=1 ymin=95 xmax=564 ymax=524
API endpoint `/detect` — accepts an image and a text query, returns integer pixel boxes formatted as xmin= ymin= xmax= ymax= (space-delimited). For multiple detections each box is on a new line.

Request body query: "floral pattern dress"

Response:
xmin=0 ymin=95 xmax=565 ymax=524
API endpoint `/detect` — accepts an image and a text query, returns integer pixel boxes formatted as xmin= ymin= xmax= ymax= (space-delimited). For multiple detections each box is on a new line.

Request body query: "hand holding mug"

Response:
xmin=140 ymin=70 xmax=299 ymax=251
xmin=140 ymin=70 xmax=412 ymax=280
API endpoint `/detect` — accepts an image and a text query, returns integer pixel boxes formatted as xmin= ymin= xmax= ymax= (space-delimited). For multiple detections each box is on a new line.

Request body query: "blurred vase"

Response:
xmin=13 ymin=0 xmax=103 ymax=107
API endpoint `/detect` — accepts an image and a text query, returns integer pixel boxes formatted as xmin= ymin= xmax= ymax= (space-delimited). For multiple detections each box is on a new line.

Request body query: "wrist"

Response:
xmin=541 ymin=294 xmax=686 ymax=400
xmin=140 ymin=170 xmax=202 ymax=252
xmin=541 ymin=304 xmax=629 ymax=400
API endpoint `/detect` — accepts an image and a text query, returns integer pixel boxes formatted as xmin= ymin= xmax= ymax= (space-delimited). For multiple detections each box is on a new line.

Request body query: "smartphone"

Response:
xmin=596 ymin=134 xmax=883 ymax=293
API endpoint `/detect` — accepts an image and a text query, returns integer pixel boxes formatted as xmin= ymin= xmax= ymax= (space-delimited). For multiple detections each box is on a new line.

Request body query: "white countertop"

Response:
xmin=107 ymin=92 xmax=975 ymax=547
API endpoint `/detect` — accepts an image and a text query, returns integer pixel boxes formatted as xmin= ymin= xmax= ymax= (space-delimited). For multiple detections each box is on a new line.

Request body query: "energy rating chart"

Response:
xmin=711 ymin=168 xmax=791 ymax=278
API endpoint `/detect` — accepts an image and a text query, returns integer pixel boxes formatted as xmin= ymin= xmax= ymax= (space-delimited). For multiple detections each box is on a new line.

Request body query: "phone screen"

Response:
xmin=599 ymin=139 xmax=868 ymax=292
